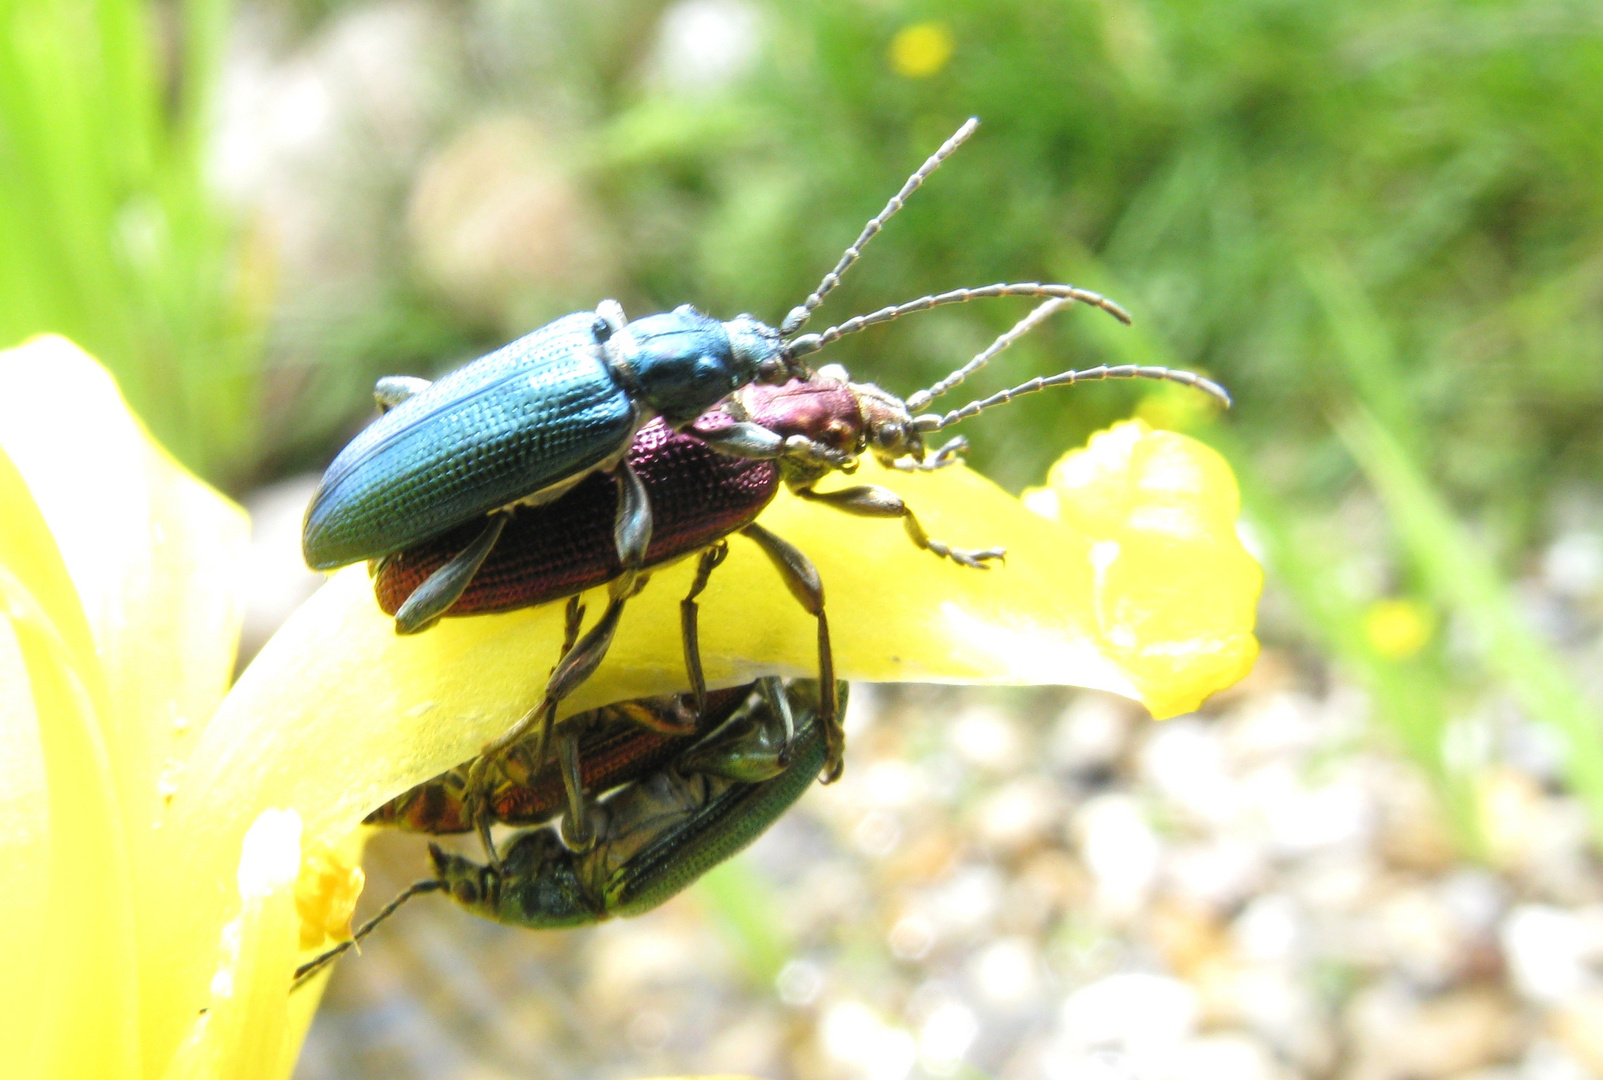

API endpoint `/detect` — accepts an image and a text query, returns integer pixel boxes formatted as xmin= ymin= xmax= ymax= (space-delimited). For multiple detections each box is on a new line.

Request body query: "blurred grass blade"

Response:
xmin=0 ymin=0 xmax=262 ymax=485
xmin=1337 ymin=408 xmax=1603 ymax=839
xmin=692 ymin=856 xmax=791 ymax=987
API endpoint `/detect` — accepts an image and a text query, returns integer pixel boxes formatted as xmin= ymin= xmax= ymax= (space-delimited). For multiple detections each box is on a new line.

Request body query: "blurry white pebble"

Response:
xmin=1543 ymin=531 xmax=1603 ymax=599
xmin=950 ymin=706 xmax=1025 ymax=772
xmin=1501 ymin=905 xmax=1595 ymax=1004
xmin=918 ymin=1001 xmax=979 ymax=1075
xmin=1050 ymin=694 xmax=1133 ymax=774
xmin=1076 ymin=795 xmax=1161 ymax=919
xmin=1162 ymin=1033 xmax=1281 ymax=1080
xmin=820 ymin=1001 xmax=917 ymax=1080
xmin=1061 ymin=972 xmax=1199 ymax=1049
xmin=969 ymin=937 xmax=1042 ymax=1011
xmin=776 ymin=959 xmax=823 ymax=1006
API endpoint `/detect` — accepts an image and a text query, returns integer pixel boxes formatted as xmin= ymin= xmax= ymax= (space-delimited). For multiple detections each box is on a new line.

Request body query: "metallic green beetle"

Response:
xmin=293 ymin=679 xmax=839 ymax=987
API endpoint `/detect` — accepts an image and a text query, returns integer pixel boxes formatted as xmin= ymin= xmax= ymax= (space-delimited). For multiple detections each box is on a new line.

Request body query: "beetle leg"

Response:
xmin=469 ymin=590 xmax=632 ymax=865
xmin=394 ymin=510 xmax=512 ymax=634
xmin=739 ymin=524 xmax=843 ymax=782
xmin=759 ymin=674 xmax=798 ymax=749
xmin=555 ymin=726 xmax=596 ymax=852
xmin=798 ymin=484 xmax=1005 ymax=569
xmin=695 ymin=420 xmax=787 ymax=460
xmin=610 ymin=459 xmax=653 ymax=599
xmin=609 ymin=696 xmax=698 ymax=735
xmin=372 ymin=375 xmax=432 ymax=413
xmin=892 ymin=435 xmax=970 ymax=472
xmin=680 ymin=542 xmax=730 ymax=716
xmin=464 ymin=596 xmax=586 ymax=864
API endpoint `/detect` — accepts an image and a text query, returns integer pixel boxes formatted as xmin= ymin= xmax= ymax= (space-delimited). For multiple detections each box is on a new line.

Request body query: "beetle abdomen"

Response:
xmin=373 ymin=419 xmax=780 ymax=616
xmin=303 ymin=313 xmax=638 ymax=569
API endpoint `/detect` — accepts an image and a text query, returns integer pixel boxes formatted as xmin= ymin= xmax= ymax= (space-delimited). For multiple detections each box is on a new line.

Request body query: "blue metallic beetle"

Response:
xmin=300 ymin=119 xmax=1133 ymax=637
xmin=301 ymin=303 xmax=799 ymax=631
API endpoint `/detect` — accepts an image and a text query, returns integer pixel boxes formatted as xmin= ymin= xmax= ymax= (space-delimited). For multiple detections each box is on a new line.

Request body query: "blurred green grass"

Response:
xmin=0 ymin=0 xmax=265 ymax=486
xmin=4 ymin=0 xmax=1602 ymax=848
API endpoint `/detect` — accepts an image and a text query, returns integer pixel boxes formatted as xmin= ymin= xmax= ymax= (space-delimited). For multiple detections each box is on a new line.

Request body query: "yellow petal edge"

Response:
xmin=1023 ymin=419 xmax=1262 ymax=718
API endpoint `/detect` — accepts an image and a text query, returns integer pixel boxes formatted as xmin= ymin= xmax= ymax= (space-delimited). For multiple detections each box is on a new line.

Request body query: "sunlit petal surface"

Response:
xmin=0 ymin=337 xmax=277 ymax=1079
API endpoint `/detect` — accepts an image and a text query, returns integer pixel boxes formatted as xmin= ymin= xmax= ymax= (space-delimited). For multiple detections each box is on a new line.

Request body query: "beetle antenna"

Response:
xmin=906 ymin=297 xmax=1071 ymax=412
xmin=911 ymin=363 xmax=1231 ymax=432
xmin=291 ymin=878 xmax=447 ymax=990
xmin=780 ymin=118 xmax=979 ymax=337
xmin=783 ymin=282 xmax=1133 ymax=362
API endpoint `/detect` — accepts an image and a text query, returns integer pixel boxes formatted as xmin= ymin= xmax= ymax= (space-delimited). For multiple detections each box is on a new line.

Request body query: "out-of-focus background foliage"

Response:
xmin=8 ymin=0 xmax=1603 ymax=1077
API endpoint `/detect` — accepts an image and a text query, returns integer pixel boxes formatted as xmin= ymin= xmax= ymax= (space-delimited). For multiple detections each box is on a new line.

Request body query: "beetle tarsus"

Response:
xmin=555 ymin=728 xmax=596 ymax=852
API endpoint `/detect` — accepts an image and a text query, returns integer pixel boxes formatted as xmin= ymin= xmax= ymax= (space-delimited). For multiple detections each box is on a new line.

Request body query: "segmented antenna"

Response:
xmin=912 ymin=364 xmax=1233 ymax=433
xmin=291 ymin=878 xmax=446 ymax=989
xmin=783 ymin=282 xmax=1133 ymax=361
xmin=780 ymin=118 xmax=980 ymax=337
xmin=906 ymin=297 xmax=1071 ymax=412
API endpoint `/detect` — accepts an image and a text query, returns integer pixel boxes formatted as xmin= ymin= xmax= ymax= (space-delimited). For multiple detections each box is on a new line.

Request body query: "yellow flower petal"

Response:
xmin=294 ymin=836 xmax=368 ymax=949
xmin=0 ymin=336 xmax=249 ymax=828
xmin=1364 ymin=597 xmax=1434 ymax=660
xmin=164 ymin=810 xmax=304 ymax=1080
xmin=0 ymin=564 xmax=139 ymax=1079
xmin=1024 ymin=420 xmax=1262 ymax=716
xmin=0 ymin=336 xmax=252 ymax=1075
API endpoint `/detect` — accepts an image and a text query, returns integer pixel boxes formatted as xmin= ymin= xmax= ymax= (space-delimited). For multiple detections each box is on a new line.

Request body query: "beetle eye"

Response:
xmin=875 ymin=422 xmax=904 ymax=448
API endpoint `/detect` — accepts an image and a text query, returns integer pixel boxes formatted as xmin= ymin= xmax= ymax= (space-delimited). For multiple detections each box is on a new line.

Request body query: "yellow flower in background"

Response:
xmin=889 ymin=22 xmax=955 ymax=78
xmin=1364 ymin=597 xmax=1435 ymax=659
xmin=0 ymin=338 xmax=1259 ymax=1078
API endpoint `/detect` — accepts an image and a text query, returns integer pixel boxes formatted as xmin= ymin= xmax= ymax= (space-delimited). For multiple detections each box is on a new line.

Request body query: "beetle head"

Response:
xmin=853 ymin=379 xmax=926 ymax=466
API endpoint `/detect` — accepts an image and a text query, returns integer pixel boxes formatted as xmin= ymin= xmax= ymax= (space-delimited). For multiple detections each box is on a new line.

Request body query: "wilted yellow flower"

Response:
xmin=0 ymin=338 xmax=1259 ymax=1078
xmin=889 ymin=22 xmax=956 ymax=78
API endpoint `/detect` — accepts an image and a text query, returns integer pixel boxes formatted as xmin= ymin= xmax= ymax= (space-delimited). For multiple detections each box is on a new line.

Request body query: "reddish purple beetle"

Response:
xmin=372 ymin=300 xmax=1229 ymax=862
